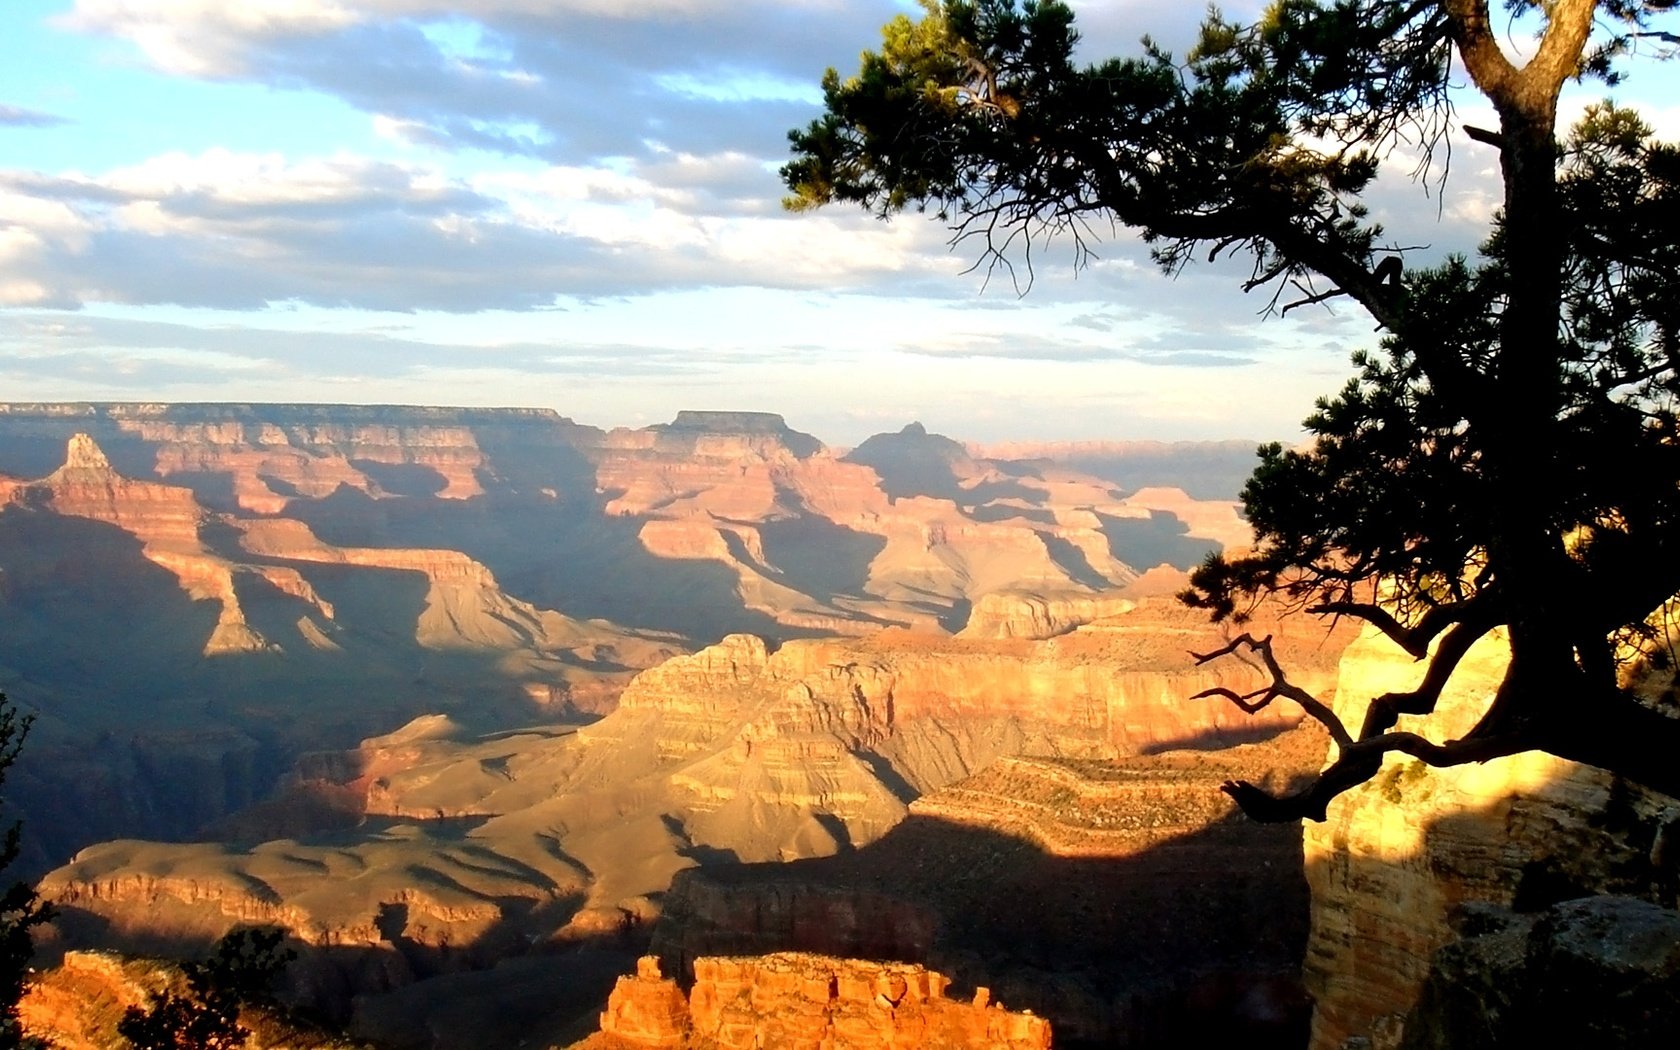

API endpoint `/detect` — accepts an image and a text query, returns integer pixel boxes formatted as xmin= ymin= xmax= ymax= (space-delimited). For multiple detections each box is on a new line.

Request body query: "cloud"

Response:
xmin=0 ymin=145 xmax=955 ymax=311
xmin=892 ymin=329 xmax=1258 ymax=367
xmin=0 ymin=311 xmax=721 ymax=384
xmin=0 ymin=104 xmax=71 ymax=128
xmin=63 ymin=1 xmax=903 ymax=164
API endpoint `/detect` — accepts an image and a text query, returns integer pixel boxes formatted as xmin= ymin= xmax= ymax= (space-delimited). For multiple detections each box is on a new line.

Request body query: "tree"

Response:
xmin=118 ymin=927 xmax=295 ymax=1050
xmin=1 ymin=691 xmax=53 ymax=1046
xmin=785 ymin=1 xmax=1680 ymax=820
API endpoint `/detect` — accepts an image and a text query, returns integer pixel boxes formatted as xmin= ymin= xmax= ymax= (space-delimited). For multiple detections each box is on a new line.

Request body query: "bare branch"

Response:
xmin=1280 ymin=286 xmax=1351 ymax=316
xmin=1309 ymin=592 xmax=1495 ymax=660
xmin=1223 ymin=728 xmax=1535 ymax=822
xmin=1190 ymin=632 xmax=1354 ymax=747
xmin=1462 ymin=124 xmax=1503 ymax=148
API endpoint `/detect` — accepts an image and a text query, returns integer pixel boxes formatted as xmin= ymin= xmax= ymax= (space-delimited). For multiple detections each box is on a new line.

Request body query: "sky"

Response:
xmin=2 ymin=1 xmax=1677 ymax=446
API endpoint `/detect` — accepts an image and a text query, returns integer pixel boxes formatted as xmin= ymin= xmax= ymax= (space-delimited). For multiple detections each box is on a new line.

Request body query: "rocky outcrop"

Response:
xmin=1398 ymin=897 xmax=1680 ymax=1049
xmin=653 ymin=724 xmax=1332 ymax=1046
xmin=584 ymin=953 xmax=1051 ymax=1050
xmin=19 ymin=949 xmax=364 ymax=1050
xmin=957 ymin=591 xmax=1136 ymax=640
xmin=0 ymin=401 xmax=592 ymax=508
xmin=614 ymin=598 xmax=1348 ymax=772
xmin=1301 ymin=627 xmax=1680 ymax=1050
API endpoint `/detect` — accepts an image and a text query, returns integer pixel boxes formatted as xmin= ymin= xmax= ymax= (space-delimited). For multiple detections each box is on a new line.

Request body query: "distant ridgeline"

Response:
xmin=0 ymin=400 xmax=1254 ymax=875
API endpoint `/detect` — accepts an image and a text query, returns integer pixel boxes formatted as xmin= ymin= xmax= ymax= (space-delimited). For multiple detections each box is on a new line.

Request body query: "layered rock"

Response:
xmin=0 ymin=403 xmax=1250 ymax=647
xmin=1301 ymin=627 xmax=1680 ymax=1050
xmin=0 ymin=401 xmax=592 ymax=509
xmin=41 ymin=600 xmax=1349 ymax=1041
xmin=957 ymin=591 xmax=1136 ymax=640
xmin=18 ymin=949 xmax=365 ymax=1050
xmin=583 ymin=953 xmax=1051 ymax=1050
xmin=652 ymin=723 xmax=1334 ymax=1045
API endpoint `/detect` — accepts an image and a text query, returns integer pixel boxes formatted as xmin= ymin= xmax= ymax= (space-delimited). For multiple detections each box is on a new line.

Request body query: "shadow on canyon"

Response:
xmin=1095 ymin=510 xmax=1221 ymax=574
xmin=45 ymin=892 xmax=649 ymax=1050
xmin=649 ymin=811 xmax=1314 ymax=1050
xmin=287 ymin=484 xmax=830 ymax=644
xmin=0 ymin=512 xmax=603 ymax=876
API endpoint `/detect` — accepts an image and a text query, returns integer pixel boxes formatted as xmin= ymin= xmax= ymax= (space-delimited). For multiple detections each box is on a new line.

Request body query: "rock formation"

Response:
xmin=38 ymin=596 xmax=1349 ymax=1044
xmin=18 ymin=949 xmax=358 ymax=1050
xmin=1398 ymin=896 xmax=1680 ymax=1049
xmin=0 ymin=429 xmax=672 ymax=871
xmin=957 ymin=591 xmax=1136 ymax=640
xmin=1299 ymin=626 xmax=1680 ymax=1050
xmin=580 ymin=953 xmax=1052 ymax=1050
xmin=650 ymin=722 xmax=1335 ymax=1045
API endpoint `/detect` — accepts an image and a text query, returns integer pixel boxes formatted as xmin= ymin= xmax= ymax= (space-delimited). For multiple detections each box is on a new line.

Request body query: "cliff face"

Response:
xmin=651 ymin=720 xmax=1336 ymax=1046
xmin=957 ymin=591 xmax=1137 ymax=640
xmin=40 ymin=600 xmax=1349 ymax=1043
xmin=1301 ymin=628 xmax=1680 ymax=1050
xmin=1 ymin=402 xmax=1248 ymax=650
xmin=0 ymin=431 xmax=673 ymax=871
xmin=581 ymin=953 xmax=1052 ymax=1050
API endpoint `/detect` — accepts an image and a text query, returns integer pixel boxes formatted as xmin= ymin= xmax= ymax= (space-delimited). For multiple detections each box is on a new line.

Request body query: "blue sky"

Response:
xmin=2 ymin=1 xmax=1677 ymax=445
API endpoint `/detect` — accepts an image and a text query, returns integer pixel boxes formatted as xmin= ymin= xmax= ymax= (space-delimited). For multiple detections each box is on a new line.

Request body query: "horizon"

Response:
xmin=4 ymin=1 xmax=1678 ymax=445
xmin=0 ymin=397 xmax=1269 ymax=452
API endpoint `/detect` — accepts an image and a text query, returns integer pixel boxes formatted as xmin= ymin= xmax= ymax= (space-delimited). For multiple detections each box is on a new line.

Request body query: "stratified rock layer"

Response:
xmin=582 ymin=953 xmax=1051 ymax=1050
xmin=1301 ymin=627 xmax=1680 ymax=1050
xmin=652 ymin=724 xmax=1333 ymax=1046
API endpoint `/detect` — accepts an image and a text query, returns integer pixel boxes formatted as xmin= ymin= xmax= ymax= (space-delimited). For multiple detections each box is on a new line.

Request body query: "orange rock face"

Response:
xmin=589 ymin=954 xmax=1051 ymax=1050
xmin=1300 ymin=627 xmax=1680 ymax=1050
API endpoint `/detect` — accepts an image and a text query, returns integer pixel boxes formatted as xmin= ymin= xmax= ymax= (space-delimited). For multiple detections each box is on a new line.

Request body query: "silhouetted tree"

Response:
xmin=118 ymin=928 xmax=295 ymax=1050
xmin=786 ymin=1 xmax=1680 ymax=819
xmin=1 ymin=691 xmax=53 ymax=1047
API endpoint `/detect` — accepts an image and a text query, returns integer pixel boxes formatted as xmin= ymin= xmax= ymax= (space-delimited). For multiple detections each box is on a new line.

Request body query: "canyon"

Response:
xmin=3 ymin=401 xmax=1299 ymax=1046
xmin=9 ymin=401 xmax=1674 ymax=1050
xmin=35 ymin=594 xmax=1347 ymax=1046
xmin=0 ymin=402 xmax=1252 ymax=872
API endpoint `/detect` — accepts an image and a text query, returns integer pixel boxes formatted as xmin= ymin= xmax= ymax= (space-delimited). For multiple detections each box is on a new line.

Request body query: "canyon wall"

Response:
xmin=38 ymin=598 xmax=1348 ymax=1046
xmin=1301 ymin=627 xmax=1680 ymax=1050
xmin=650 ymin=720 xmax=1335 ymax=1046
xmin=579 ymin=953 xmax=1052 ymax=1050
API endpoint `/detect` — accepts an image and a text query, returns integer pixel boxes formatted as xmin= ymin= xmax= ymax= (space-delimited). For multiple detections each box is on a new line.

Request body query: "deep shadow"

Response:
xmin=936 ymin=598 xmax=973 ymax=634
xmin=351 ymin=459 xmax=449 ymax=497
xmin=844 ymin=423 xmax=974 ymax=503
xmin=854 ymin=750 xmax=920 ymax=805
xmin=756 ymin=511 xmax=887 ymax=603
xmin=1036 ymin=530 xmax=1118 ymax=590
xmin=965 ymin=502 xmax=1057 ymax=524
xmin=1096 ymin=509 xmax=1222 ymax=572
xmin=1140 ymin=721 xmax=1297 ymax=755
xmin=651 ymin=810 xmax=1314 ymax=1049
xmin=45 ymin=886 xmax=616 ymax=1047
xmin=286 ymin=479 xmax=807 ymax=643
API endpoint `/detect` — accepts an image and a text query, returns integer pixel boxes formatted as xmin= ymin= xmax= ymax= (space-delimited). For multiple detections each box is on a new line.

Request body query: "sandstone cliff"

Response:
xmin=1300 ymin=627 xmax=1680 ymax=1050
xmin=579 ymin=953 xmax=1052 ymax=1050
xmin=40 ymin=599 xmax=1348 ymax=1045
xmin=0 ymin=430 xmax=673 ymax=872
xmin=957 ymin=591 xmax=1136 ymax=640
xmin=650 ymin=721 xmax=1337 ymax=1046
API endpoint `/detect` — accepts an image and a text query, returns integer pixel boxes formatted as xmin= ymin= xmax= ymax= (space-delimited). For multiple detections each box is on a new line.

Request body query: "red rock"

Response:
xmin=589 ymin=953 xmax=1052 ymax=1049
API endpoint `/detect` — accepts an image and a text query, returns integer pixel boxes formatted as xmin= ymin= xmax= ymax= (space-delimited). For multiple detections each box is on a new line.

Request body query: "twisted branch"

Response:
xmin=1190 ymin=633 xmax=1354 ymax=748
